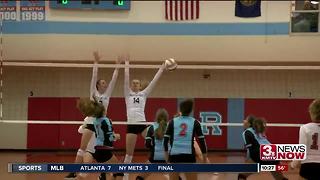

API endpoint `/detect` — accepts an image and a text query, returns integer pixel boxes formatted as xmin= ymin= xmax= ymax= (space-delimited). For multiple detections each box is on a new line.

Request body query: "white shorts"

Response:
xmin=78 ymin=116 xmax=96 ymax=153
xmin=86 ymin=133 xmax=96 ymax=153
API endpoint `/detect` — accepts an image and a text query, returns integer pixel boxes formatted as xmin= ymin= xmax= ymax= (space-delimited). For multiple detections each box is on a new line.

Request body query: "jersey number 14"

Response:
xmin=311 ymin=133 xmax=319 ymax=150
xmin=133 ymin=97 xmax=140 ymax=104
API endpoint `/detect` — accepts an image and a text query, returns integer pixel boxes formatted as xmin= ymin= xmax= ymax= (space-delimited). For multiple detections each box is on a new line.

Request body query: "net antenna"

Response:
xmin=0 ymin=13 xmax=3 ymax=121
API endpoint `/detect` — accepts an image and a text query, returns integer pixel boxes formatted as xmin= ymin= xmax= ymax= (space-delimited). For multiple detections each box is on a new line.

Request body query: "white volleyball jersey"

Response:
xmin=124 ymin=61 xmax=165 ymax=123
xmin=90 ymin=63 xmax=119 ymax=113
xmin=299 ymin=122 xmax=320 ymax=164
xmin=83 ymin=63 xmax=118 ymax=125
xmin=125 ymin=91 xmax=147 ymax=122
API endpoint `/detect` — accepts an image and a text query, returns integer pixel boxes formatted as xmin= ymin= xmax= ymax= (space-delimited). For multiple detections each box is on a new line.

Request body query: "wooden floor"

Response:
xmin=0 ymin=151 xmax=300 ymax=180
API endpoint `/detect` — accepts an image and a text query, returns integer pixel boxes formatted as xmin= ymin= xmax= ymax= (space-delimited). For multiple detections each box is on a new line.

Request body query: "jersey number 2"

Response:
xmin=179 ymin=123 xmax=188 ymax=137
xmin=310 ymin=133 xmax=319 ymax=150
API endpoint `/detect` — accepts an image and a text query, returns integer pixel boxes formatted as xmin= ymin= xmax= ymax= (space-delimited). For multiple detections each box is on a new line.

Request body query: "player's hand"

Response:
xmin=114 ymin=133 xmax=121 ymax=141
xmin=117 ymin=55 xmax=123 ymax=64
xmin=93 ymin=51 xmax=101 ymax=63
xmin=117 ymin=54 xmax=128 ymax=64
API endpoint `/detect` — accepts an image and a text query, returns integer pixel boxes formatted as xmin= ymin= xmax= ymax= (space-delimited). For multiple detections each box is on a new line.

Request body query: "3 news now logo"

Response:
xmin=260 ymin=144 xmax=307 ymax=161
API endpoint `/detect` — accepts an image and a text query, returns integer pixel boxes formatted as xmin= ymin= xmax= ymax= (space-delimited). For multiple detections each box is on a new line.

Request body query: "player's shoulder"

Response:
xmin=101 ymin=116 xmax=111 ymax=123
xmin=302 ymin=122 xmax=319 ymax=129
xmin=193 ymin=118 xmax=200 ymax=124
xmin=243 ymin=127 xmax=254 ymax=135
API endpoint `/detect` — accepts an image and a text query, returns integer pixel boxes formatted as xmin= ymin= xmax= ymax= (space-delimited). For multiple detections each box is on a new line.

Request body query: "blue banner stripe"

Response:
xmin=2 ymin=21 xmax=289 ymax=35
xmin=227 ymin=98 xmax=245 ymax=149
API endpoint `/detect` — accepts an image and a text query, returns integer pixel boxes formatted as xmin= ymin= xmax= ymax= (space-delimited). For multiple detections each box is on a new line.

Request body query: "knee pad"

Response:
xmin=77 ymin=149 xmax=85 ymax=157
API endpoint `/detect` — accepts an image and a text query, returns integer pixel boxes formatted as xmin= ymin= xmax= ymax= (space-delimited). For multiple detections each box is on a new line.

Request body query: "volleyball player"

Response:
xmin=174 ymin=112 xmax=209 ymax=164
xmin=290 ymin=99 xmax=320 ymax=180
xmin=76 ymin=98 xmax=123 ymax=180
xmin=164 ymin=99 xmax=208 ymax=180
xmin=238 ymin=117 xmax=288 ymax=180
xmin=136 ymin=108 xmax=169 ymax=180
xmin=123 ymin=58 xmax=169 ymax=179
xmin=65 ymin=51 xmax=120 ymax=179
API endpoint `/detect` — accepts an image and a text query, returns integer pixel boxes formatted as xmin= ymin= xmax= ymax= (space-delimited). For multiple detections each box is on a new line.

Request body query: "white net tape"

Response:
xmin=4 ymin=62 xmax=320 ymax=70
xmin=0 ymin=120 xmax=303 ymax=127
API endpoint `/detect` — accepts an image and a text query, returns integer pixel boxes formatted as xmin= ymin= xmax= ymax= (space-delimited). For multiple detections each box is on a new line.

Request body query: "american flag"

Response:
xmin=165 ymin=0 xmax=200 ymax=21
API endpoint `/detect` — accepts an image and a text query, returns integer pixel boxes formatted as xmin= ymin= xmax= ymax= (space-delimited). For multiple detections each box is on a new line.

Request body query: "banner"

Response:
xmin=20 ymin=0 xmax=46 ymax=21
xmin=235 ymin=0 xmax=261 ymax=18
xmin=0 ymin=0 xmax=17 ymax=21
xmin=165 ymin=0 xmax=200 ymax=21
xmin=9 ymin=163 xmax=259 ymax=173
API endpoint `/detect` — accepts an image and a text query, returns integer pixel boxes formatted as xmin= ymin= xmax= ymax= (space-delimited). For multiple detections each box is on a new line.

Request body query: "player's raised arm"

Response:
xmin=104 ymin=56 xmax=121 ymax=97
xmin=90 ymin=51 xmax=100 ymax=99
xmin=124 ymin=58 xmax=130 ymax=96
xmin=142 ymin=63 xmax=165 ymax=96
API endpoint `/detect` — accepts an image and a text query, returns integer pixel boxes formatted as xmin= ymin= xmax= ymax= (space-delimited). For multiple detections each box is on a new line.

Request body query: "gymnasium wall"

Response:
xmin=25 ymin=97 xmax=313 ymax=150
xmin=3 ymin=1 xmax=320 ymax=62
xmin=0 ymin=67 xmax=319 ymax=149
xmin=1 ymin=1 xmax=320 ymax=149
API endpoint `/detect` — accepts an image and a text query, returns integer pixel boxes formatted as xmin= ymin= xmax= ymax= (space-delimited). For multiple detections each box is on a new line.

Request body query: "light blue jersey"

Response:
xmin=152 ymin=123 xmax=166 ymax=160
xmin=93 ymin=117 xmax=114 ymax=147
xmin=170 ymin=116 xmax=195 ymax=155
xmin=242 ymin=127 xmax=270 ymax=159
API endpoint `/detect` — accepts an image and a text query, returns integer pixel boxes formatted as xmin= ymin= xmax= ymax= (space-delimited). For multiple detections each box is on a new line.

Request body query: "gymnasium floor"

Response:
xmin=0 ymin=151 xmax=299 ymax=180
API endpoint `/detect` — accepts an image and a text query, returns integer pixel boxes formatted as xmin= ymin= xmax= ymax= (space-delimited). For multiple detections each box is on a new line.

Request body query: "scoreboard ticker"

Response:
xmin=9 ymin=163 xmax=260 ymax=173
xmin=51 ymin=0 xmax=130 ymax=10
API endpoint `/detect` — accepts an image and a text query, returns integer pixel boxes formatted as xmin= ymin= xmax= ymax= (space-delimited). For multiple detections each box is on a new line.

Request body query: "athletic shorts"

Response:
xmin=89 ymin=149 xmax=113 ymax=163
xmin=169 ymin=154 xmax=196 ymax=163
xmin=86 ymin=134 xmax=96 ymax=153
xmin=300 ymin=163 xmax=320 ymax=179
xmin=127 ymin=125 xmax=149 ymax=134
xmin=85 ymin=124 xmax=95 ymax=132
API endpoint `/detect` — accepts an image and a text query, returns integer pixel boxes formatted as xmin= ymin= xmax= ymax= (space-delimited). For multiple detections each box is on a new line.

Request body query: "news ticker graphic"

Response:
xmin=260 ymin=165 xmax=289 ymax=172
xmin=260 ymin=144 xmax=307 ymax=161
xmin=8 ymin=163 xmax=259 ymax=173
